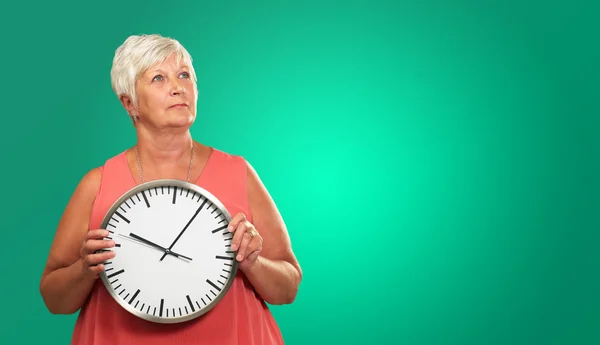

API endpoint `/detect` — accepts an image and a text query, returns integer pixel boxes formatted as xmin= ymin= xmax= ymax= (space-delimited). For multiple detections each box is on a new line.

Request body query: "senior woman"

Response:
xmin=39 ymin=34 xmax=302 ymax=345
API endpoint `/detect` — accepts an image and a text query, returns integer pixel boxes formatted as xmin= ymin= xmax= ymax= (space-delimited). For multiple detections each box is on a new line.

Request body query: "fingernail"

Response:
xmin=231 ymin=244 xmax=237 ymax=251
xmin=237 ymin=254 xmax=243 ymax=261
xmin=227 ymin=225 xmax=233 ymax=232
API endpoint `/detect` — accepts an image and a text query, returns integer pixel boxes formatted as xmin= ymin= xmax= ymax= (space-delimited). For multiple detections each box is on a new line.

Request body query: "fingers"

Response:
xmin=230 ymin=220 xmax=248 ymax=252
xmin=227 ymin=213 xmax=247 ymax=231
xmin=237 ymin=234 xmax=262 ymax=263
xmin=236 ymin=232 xmax=252 ymax=261
xmin=244 ymin=250 xmax=260 ymax=264
xmin=227 ymin=213 xmax=246 ymax=249
xmin=84 ymin=251 xmax=115 ymax=267
xmin=227 ymin=213 xmax=262 ymax=264
xmin=87 ymin=229 xmax=110 ymax=240
xmin=83 ymin=238 xmax=115 ymax=255
xmin=81 ymin=229 xmax=116 ymax=277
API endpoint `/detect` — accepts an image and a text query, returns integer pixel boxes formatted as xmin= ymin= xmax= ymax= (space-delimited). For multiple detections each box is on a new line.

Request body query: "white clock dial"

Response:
xmin=98 ymin=180 xmax=237 ymax=324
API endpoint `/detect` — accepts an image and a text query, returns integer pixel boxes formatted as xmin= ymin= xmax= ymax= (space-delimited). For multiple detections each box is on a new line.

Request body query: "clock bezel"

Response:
xmin=98 ymin=178 xmax=238 ymax=324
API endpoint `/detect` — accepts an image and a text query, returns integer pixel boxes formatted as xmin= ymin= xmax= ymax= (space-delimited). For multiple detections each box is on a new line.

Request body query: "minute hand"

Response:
xmin=160 ymin=200 xmax=206 ymax=261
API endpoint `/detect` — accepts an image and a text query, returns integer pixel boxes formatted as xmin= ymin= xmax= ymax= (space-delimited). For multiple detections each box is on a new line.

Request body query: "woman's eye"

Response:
xmin=179 ymin=72 xmax=190 ymax=79
xmin=152 ymin=75 xmax=163 ymax=82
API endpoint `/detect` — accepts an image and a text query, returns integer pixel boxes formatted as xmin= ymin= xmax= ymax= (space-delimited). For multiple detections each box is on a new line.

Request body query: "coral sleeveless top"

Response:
xmin=71 ymin=148 xmax=284 ymax=345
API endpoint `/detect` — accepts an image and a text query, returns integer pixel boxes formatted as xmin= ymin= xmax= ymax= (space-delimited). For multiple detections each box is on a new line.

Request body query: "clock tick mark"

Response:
xmin=186 ymin=295 xmax=196 ymax=312
xmin=211 ymin=225 xmax=228 ymax=234
xmin=107 ymin=269 xmax=124 ymax=279
xmin=207 ymin=279 xmax=222 ymax=292
xmin=115 ymin=211 xmax=130 ymax=224
xmin=129 ymin=289 xmax=140 ymax=305
xmin=141 ymin=191 xmax=150 ymax=208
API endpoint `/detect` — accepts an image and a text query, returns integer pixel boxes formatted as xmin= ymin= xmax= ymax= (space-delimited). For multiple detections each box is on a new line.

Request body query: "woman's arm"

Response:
xmin=39 ymin=168 xmax=113 ymax=314
xmin=232 ymin=162 xmax=303 ymax=305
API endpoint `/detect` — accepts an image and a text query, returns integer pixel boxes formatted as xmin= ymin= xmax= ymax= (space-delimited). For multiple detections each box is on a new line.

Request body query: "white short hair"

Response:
xmin=110 ymin=34 xmax=197 ymax=108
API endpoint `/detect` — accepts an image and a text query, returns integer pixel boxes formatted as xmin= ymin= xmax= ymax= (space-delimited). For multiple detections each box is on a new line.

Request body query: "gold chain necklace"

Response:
xmin=135 ymin=144 xmax=195 ymax=183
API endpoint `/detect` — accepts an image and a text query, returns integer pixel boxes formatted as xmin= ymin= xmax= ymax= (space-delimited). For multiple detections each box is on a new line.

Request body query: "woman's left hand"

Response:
xmin=227 ymin=213 xmax=263 ymax=271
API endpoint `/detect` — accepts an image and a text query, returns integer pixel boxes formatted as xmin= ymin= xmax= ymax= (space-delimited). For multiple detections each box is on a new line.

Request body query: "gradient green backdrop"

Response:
xmin=1 ymin=1 xmax=598 ymax=344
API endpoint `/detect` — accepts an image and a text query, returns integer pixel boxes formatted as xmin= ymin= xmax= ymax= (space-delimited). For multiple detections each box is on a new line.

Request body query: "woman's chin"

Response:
xmin=164 ymin=113 xmax=195 ymax=128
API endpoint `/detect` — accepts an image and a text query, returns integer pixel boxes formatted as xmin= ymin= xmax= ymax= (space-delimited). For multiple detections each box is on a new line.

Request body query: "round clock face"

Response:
xmin=98 ymin=179 xmax=237 ymax=324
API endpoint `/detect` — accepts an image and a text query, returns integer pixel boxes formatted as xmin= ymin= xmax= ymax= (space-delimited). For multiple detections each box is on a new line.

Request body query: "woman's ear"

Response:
xmin=119 ymin=94 xmax=138 ymax=123
xmin=119 ymin=94 xmax=135 ymax=114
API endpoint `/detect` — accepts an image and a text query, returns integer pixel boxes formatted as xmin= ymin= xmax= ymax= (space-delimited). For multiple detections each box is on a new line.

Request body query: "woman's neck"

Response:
xmin=134 ymin=127 xmax=195 ymax=168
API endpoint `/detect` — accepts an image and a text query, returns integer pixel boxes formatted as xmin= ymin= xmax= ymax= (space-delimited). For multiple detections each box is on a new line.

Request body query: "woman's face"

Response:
xmin=134 ymin=53 xmax=197 ymax=129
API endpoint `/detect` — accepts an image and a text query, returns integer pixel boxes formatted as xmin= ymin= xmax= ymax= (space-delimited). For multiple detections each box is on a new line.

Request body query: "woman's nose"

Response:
xmin=170 ymin=79 xmax=185 ymax=95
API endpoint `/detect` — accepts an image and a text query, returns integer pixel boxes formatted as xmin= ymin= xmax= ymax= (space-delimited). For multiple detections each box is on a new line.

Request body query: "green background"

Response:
xmin=1 ymin=0 xmax=598 ymax=344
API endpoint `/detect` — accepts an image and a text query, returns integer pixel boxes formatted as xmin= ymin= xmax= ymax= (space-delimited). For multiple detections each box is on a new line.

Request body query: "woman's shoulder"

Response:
xmin=77 ymin=149 xmax=128 ymax=191
xmin=67 ymin=166 xmax=103 ymax=208
xmin=207 ymin=146 xmax=249 ymax=166
xmin=209 ymin=146 xmax=243 ymax=159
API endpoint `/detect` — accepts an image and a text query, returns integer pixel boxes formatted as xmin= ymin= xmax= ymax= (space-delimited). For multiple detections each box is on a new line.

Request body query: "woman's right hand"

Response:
xmin=79 ymin=229 xmax=116 ymax=278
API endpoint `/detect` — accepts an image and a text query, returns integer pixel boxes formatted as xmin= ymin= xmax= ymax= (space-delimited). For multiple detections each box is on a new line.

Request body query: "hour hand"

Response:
xmin=127 ymin=233 xmax=193 ymax=261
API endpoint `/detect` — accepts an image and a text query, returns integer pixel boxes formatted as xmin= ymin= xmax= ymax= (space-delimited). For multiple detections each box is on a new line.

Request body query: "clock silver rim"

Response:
xmin=98 ymin=178 xmax=238 ymax=324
